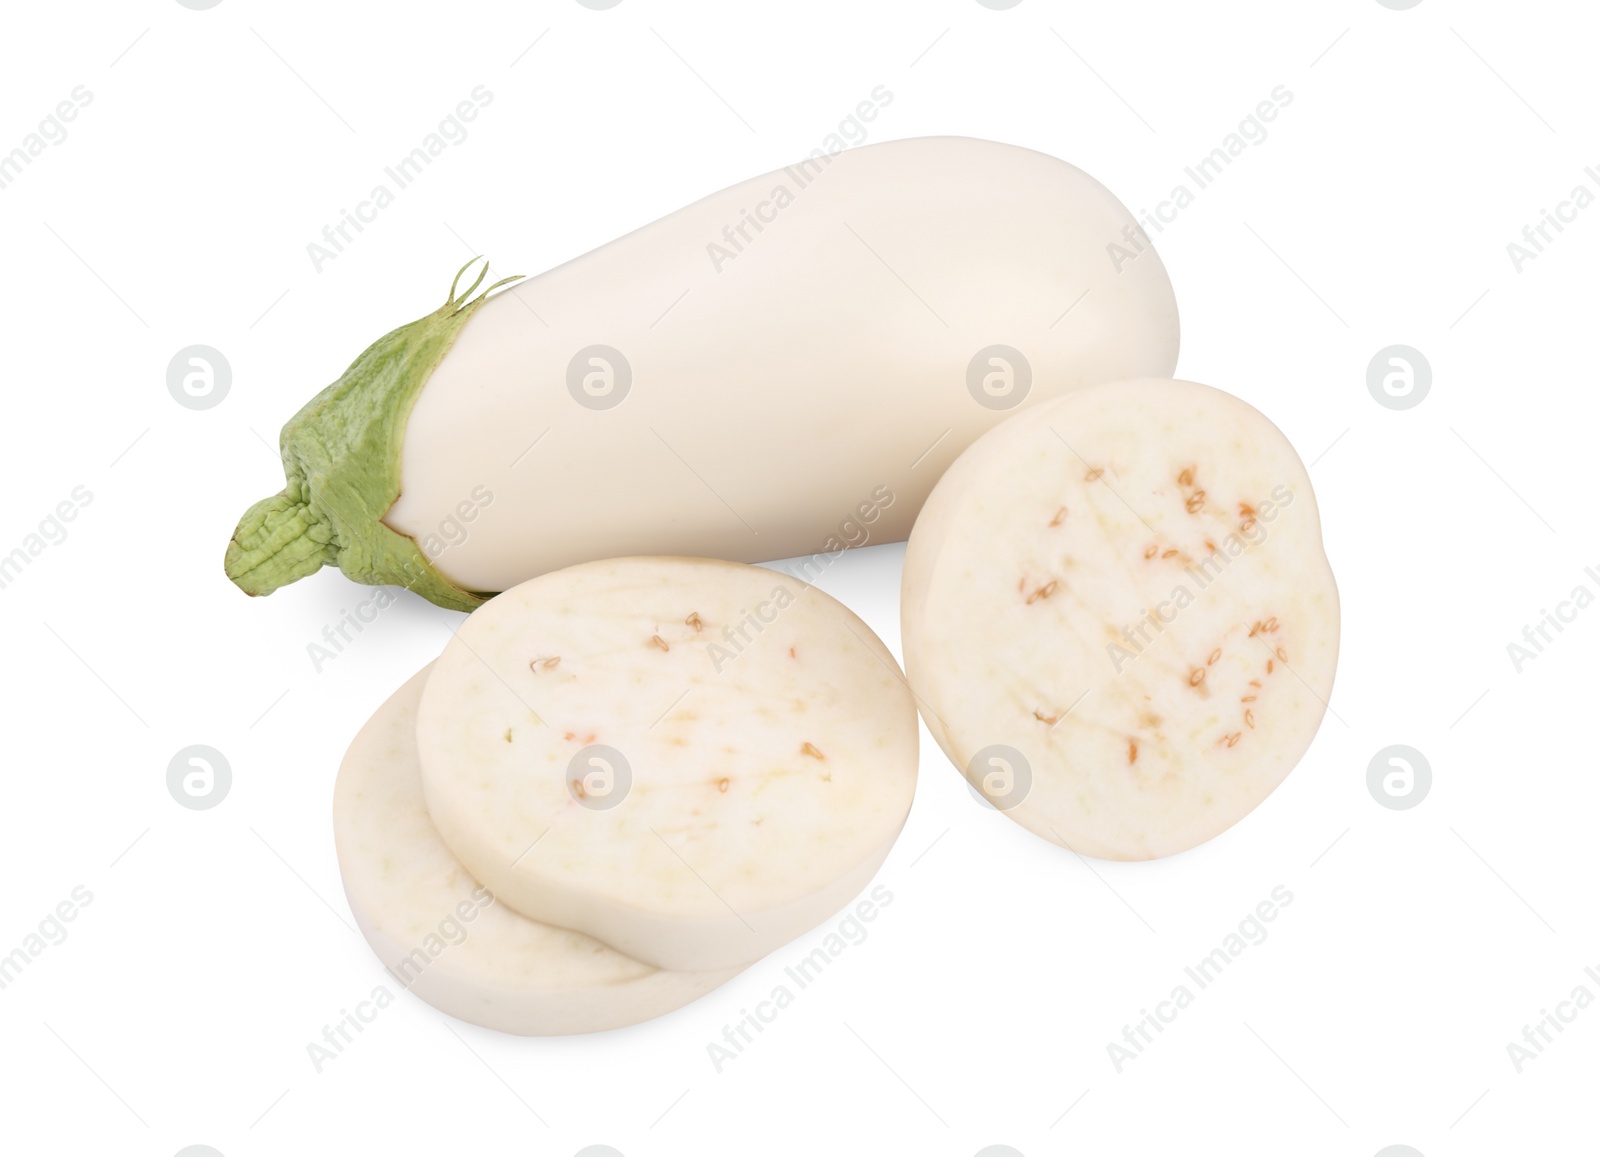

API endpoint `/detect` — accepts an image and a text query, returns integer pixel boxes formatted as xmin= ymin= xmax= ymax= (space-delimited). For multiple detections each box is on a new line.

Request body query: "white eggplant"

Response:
xmin=414 ymin=557 xmax=919 ymax=972
xmin=900 ymin=379 xmax=1339 ymax=860
xmin=226 ymin=136 xmax=1179 ymax=610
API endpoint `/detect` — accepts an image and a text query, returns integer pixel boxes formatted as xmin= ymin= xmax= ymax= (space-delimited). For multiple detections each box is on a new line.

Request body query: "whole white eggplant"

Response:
xmin=227 ymin=135 xmax=1179 ymax=610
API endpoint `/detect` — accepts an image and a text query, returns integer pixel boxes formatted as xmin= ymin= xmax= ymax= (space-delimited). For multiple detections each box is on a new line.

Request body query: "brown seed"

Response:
xmin=1050 ymin=506 xmax=1068 ymax=527
xmin=1226 ymin=732 xmax=1241 ymax=747
xmin=1185 ymin=490 xmax=1207 ymax=514
xmin=504 ymin=729 xmax=512 ymax=743
xmin=801 ymin=742 xmax=825 ymax=760
xmin=1026 ymin=580 xmax=1058 ymax=604
xmin=1267 ymin=660 xmax=1275 ymax=673
xmin=1034 ymin=710 xmax=1059 ymax=725
xmin=1178 ymin=467 xmax=1194 ymax=487
xmin=1128 ymin=740 xmax=1138 ymax=764
xmin=717 ymin=777 xmax=730 ymax=793
xmin=1085 ymin=467 xmax=1104 ymax=481
xmin=1245 ymin=710 xmax=1256 ymax=729
xmin=1265 ymin=617 xmax=1279 ymax=633
xmin=1208 ymin=648 xmax=1222 ymax=665
xmin=1241 ymin=695 xmax=1257 ymax=703
xmin=571 ymin=778 xmax=586 ymax=799
xmin=789 ymin=646 xmax=796 ymax=658
xmin=1162 ymin=549 xmax=1179 ymax=559
xmin=1189 ymin=667 xmax=1206 ymax=687
xmin=1276 ymin=646 xmax=1288 ymax=662
xmin=686 ymin=612 xmax=704 ymax=632
xmin=1144 ymin=544 xmax=1158 ymax=559
xmin=650 ymin=634 xmax=669 ymax=651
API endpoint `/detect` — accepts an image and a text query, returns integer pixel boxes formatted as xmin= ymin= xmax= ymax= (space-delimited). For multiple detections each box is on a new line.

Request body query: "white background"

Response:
xmin=1 ymin=1 xmax=1595 ymax=1155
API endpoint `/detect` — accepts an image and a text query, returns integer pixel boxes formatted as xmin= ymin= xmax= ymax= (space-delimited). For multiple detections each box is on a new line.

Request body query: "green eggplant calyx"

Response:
xmin=223 ymin=257 xmax=523 ymax=612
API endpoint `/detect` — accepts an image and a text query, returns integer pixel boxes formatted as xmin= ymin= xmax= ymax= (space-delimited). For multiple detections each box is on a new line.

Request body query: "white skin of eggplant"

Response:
xmin=334 ymin=664 xmax=743 ymax=1036
xmin=900 ymin=379 xmax=1340 ymax=862
xmin=384 ymin=135 xmax=1180 ymax=592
